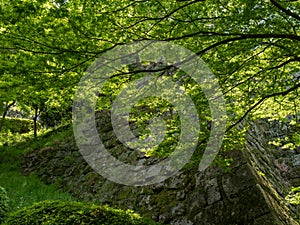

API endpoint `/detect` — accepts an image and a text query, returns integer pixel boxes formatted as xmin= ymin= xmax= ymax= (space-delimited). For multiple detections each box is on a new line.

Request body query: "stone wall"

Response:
xmin=22 ymin=111 xmax=299 ymax=224
xmin=244 ymin=120 xmax=300 ymax=222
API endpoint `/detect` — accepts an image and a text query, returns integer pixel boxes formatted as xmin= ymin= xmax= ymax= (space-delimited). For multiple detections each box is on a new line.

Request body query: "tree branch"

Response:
xmin=226 ymin=82 xmax=300 ymax=132
xmin=270 ymin=0 xmax=300 ymax=21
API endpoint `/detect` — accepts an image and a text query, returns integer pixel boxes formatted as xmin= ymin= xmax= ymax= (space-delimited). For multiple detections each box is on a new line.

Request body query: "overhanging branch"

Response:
xmin=270 ymin=0 xmax=300 ymax=21
xmin=226 ymin=82 xmax=300 ymax=132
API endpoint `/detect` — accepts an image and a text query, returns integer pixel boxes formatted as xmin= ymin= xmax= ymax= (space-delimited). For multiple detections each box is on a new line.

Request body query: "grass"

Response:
xmin=0 ymin=125 xmax=160 ymax=225
xmin=0 ymin=126 xmax=73 ymax=213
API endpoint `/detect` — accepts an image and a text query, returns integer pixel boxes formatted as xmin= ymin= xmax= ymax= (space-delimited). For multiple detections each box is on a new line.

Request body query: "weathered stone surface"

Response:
xmin=21 ymin=111 xmax=299 ymax=224
xmin=292 ymin=155 xmax=300 ymax=167
xmin=205 ymin=178 xmax=221 ymax=205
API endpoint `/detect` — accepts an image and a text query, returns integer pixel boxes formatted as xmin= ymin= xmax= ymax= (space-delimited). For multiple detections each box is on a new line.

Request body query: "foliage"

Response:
xmin=39 ymin=106 xmax=72 ymax=128
xmin=0 ymin=186 xmax=9 ymax=224
xmin=285 ymin=186 xmax=300 ymax=222
xmin=95 ymin=63 xmax=211 ymax=159
xmin=0 ymin=2 xmax=299 ymax=223
xmin=286 ymin=186 xmax=300 ymax=206
xmin=0 ymin=0 xmax=299 ymax=162
xmin=1 ymin=0 xmax=299 ymax=128
xmin=268 ymin=121 xmax=300 ymax=151
xmin=3 ymin=200 xmax=160 ymax=225
xmin=0 ymin=117 xmax=40 ymax=134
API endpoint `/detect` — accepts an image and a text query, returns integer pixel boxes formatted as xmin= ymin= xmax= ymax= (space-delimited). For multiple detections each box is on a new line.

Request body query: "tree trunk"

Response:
xmin=33 ymin=105 xmax=39 ymax=138
xmin=0 ymin=100 xmax=15 ymax=132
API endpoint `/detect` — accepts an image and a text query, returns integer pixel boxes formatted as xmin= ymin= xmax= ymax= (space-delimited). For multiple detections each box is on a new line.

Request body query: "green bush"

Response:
xmin=3 ymin=200 xmax=160 ymax=225
xmin=1 ymin=118 xmax=41 ymax=134
xmin=0 ymin=186 xmax=9 ymax=224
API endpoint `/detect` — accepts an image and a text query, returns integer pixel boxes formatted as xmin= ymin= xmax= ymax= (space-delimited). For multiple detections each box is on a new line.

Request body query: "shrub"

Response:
xmin=0 ymin=186 xmax=9 ymax=224
xmin=1 ymin=117 xmax=41 ymax=134
xmin=3 ymin=200 xmax=160 ymax=225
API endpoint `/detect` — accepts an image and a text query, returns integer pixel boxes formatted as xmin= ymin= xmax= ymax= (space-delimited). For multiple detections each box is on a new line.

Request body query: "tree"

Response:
xmin=0 ymin=0 xmax=299 ymax=141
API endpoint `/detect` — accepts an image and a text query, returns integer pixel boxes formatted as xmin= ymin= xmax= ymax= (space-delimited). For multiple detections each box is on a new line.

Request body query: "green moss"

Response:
xmin=84 ymin=172 xmax=101 ymax=187
xmin=151 ymin=190 xmax=177 ymax=213
xmin=3 ymin=200 xmax=161 ymax=225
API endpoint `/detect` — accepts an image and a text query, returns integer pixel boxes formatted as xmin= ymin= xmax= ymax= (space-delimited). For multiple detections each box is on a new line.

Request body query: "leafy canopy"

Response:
xmin=0 ymin=0 xmax=299 ymax=148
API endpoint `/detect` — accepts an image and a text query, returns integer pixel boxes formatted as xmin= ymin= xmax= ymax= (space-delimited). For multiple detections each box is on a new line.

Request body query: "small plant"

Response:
xmin=0 ymin=186 xmax=9 ymax=224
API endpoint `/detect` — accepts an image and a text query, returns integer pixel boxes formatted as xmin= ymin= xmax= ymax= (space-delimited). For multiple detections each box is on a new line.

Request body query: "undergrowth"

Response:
xmin=0 ymin=126 xmax=73 ymax=213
